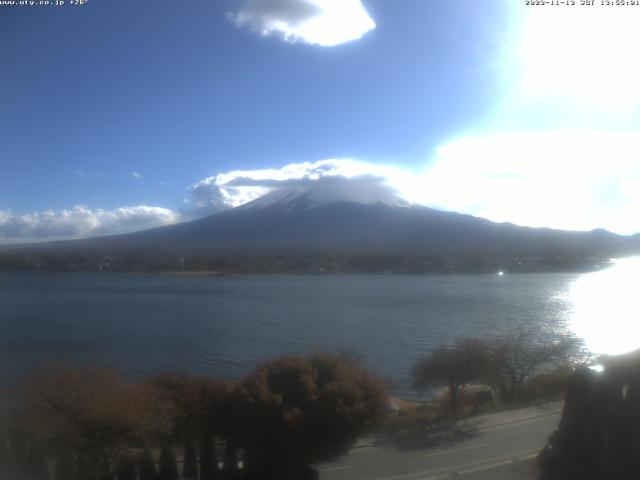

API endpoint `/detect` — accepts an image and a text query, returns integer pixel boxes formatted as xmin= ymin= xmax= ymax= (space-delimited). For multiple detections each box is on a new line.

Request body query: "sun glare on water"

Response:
xmin=570 ymin=257 xmax=640 ymax=355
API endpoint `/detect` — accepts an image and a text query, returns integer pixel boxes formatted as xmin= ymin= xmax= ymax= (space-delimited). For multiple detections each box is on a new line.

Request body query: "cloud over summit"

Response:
xmin=228 ymin=0 xmax=376 ymax=46
xmin=188 ymin=158 xmax=402 ymax=215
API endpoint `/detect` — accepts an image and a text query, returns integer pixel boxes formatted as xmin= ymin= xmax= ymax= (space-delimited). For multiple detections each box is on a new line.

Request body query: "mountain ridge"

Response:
xmin=1 ymin=186 xmax=638 ymax=273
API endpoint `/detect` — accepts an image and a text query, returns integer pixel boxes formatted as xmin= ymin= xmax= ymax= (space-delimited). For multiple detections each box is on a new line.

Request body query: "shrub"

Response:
xmin=231 ymin=353 xmax=388 ymax=474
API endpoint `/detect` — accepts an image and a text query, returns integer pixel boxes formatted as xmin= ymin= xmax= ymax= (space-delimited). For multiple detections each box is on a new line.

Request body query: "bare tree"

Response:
xmin=412 ymin=339 xmax=489 ymax=413
xmin=485 ymin=328 xmax=582 ymax=403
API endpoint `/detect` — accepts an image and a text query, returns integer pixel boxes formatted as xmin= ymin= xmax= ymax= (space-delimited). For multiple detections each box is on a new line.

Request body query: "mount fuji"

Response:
xmin=4 ymin=181 xmax=635 ymax=266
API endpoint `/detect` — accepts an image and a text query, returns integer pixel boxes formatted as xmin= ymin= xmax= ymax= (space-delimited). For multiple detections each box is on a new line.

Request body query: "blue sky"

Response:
xmin=2 ymin=0 xmax=640 ymax=242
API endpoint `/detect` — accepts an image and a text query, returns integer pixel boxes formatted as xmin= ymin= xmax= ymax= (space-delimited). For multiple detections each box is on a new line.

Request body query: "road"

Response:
xmin=319 ymin=403 xmax=562 ymax=480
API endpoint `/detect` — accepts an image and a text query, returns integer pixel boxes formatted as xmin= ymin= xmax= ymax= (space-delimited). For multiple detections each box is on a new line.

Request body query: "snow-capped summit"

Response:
xmin=238 ymin=180 xmax=412 ymax=212
xmin=9 ymin=176 xmax=630 ymax=261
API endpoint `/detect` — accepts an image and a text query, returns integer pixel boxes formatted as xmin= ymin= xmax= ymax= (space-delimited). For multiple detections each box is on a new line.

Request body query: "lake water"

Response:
xmin=1 ymin=266 xmax=638 ymax=396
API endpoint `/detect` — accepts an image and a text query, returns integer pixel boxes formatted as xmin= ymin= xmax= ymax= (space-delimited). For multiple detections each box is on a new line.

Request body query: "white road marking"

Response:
xmin=515 ymin=452 xmax=538 ymax=462
xmin=453 ymin=448 xmax=540 ymax=476
xmin=423 ymin=443 xmax=488 ymax=458
xmin=457 ymin=459 xmax=514 ymax=475
xmin=318 ymin=465 xmax=352 ymax=473
xmin=375 ymin=448 xmax=540 ymax=480
xmin=477 ymin=413 xmax=561 ymax=433
xmin=350 ymin=447 xmax=385 ymax=455
xmin=377 ymin=468 xmax=452 ymax=480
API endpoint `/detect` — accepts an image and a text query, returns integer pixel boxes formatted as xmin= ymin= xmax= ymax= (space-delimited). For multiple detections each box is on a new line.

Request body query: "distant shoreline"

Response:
xmin=140 ymin=270 xmax=234 ymax=278
xmin=0 ymin=268 xmax=606 ymax=278
xmin=0 ymin=250 xmax=618 ymax=276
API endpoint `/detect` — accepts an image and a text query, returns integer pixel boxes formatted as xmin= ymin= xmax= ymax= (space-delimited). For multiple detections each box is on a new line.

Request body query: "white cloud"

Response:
xmin=131 ymin=171 xmax=142 ymax=179
xmin=412 ymin=131 xmax=640 ymax=235
xmin=511 ymin=4 xmax=640 ymax=112
xmin=0 ymin=205 xmax=181 ymax=244
xmin=228 ymin=0 xmax=375 ymax=47
xmin=188 ymin=158 xmax=405 ymax=215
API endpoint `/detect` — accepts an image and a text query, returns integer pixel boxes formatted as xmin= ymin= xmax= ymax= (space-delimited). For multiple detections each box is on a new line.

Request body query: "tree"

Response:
xmin=157 ymin=446 xmax=179 ymax=480
xmin=54 ymin=448 xmax=75 ymax=480
xmin=114 ymin=453 xmax=136 ymax=480
xmin=231 ymin=353 xmax=388 ymax=476
xmin=485 ymin=329 xmax=581 ymax=403
xmin=0 ymin=442 xmax=11 ymax=480
xmin=199 ymin=434 xmax=219 ymax=480
xmin=412 ymin=339 xmax=488 ymax=413
xmin=182 ymin=438 xmax=198 ymax=480
xmin=221 ymin=440 xmax=240 ymax=480
xmin=97 ymin=460 xmax=115 ymax=480
xmin=538 ymin=350 xmax=640 ymax=478
xmin=18 ymin=365 xmax=141 ymax=475
xmin=24 ymin=446 xmax=49 ymax=480
xmin=136 ymin=450 xmax=157 ymax=480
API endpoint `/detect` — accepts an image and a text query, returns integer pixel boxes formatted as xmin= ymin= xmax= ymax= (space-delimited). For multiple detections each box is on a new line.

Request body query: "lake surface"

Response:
xmin=1 ymin=267 xmax=637 ymax=395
